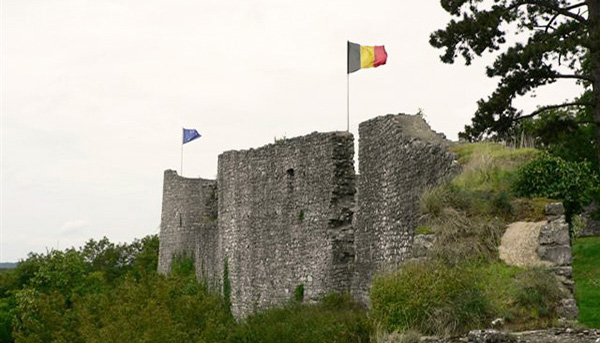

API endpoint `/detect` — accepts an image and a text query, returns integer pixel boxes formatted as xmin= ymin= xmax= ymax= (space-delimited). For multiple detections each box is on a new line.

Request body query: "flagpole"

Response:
xmin=180 ymin=127 xmax=184 ymax=176
xmin=347 ymin=73 xmax=350 ymax=132
xmin=346 ymin=40 xmax=350 ymax=133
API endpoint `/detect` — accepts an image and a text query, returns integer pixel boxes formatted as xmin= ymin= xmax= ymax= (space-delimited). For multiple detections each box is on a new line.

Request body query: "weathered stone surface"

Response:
xmin=467 ymin=329 xmax=515 ymax=343
xmin=539 ymin=219 xmax=570 ymax=246
xmin=352 ymin=114 xmax=456 ymax=301
xmin=557 ymin=298 xmax=579 ymax=320
xmin=217 ymin=132 xmax=356 ymax=317
xmin=545 ymin=203 xmax=565 ymax=216
xmin=158 ymin=171 xmax=219 ymax=288
xmin=552 ymin=266 xmax=573 ymax=279
xmin=538 ymin=245 xmax=572 ymax=266
xmin=499 ymin=221 xmax=547 ymax=267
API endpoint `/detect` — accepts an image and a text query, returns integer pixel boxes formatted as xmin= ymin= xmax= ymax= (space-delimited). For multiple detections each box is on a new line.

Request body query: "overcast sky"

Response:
xmin=1 ymin=0 xmax=582 ymax=262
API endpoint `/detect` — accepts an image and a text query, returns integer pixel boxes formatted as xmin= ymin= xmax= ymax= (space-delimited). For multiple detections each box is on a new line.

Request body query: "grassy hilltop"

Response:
xmin=0 ymin=142 xmax=598 ymax=343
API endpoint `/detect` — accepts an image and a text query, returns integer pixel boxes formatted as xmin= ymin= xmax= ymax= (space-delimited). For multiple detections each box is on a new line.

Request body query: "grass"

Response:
xmin=450 ymin=143 xmax=538 ymax=194
xmin=422 ymin=143 xmax=548 ymax=223
xmin=370 ymin=260 xmax=491 ymax=336
xmin=450 ymin=143 xmax=538 ymax=167
xmin=370 ymin=260 xmax=563 ymax=336
xmin=573 ymin=236 xmax=600 ymax=328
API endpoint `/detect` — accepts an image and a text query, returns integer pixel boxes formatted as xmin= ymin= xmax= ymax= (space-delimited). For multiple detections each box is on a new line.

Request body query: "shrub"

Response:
xmin=513 ymin=269 xmax=564 ymax=323
xmin=370 ymin=261 xmax=491 ymax=336
xmin=171 ymin=254 xmax=195 ymax=277
xmin=513 ymin=153 xmax=599 ymax=219
xmin=229 ymin=293 xmax=371 ymax=343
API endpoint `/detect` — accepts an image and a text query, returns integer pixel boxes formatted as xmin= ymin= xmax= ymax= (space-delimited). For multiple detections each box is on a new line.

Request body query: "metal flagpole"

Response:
xmin=347 ymin=40 xmax=350 ymax=133
xmin=181 ymin=127 xmax=184 ymax=175
xmin=347 ymin=72 xmax=350 ymax=132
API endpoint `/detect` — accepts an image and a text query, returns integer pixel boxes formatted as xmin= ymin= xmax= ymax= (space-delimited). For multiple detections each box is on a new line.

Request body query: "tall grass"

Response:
xmin=371 ymin=261 xmax=491 ymax=336
xmin=371 ymin=261 xmax=564 ymax=336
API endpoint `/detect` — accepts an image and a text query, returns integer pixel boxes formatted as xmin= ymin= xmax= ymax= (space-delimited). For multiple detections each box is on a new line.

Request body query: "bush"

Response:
xmin=370 ymin=261 xmax=491 ymax=336
xmin=512 ymin=269 xmax=564 ymax=325
xmin=513 ymin=153 xmax=599 ymax=219
xmin=229 ymin=293 xmax=371 ymax=343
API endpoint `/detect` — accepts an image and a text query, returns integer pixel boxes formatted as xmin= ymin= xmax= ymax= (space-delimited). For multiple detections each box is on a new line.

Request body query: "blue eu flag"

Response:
xmin=183 ymin=128 xmax=201 ymax=144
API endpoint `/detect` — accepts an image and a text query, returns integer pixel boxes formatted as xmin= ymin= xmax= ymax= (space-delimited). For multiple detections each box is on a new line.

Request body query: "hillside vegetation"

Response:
xmin=372 ymin=142 xmax=599 ymax=337
xmin=0 ymin=142 xmax=598 ymax=342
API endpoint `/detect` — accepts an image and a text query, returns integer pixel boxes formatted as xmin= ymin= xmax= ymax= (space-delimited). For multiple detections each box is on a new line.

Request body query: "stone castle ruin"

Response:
xmin=158 ymin=114 xmax=456 ymax=317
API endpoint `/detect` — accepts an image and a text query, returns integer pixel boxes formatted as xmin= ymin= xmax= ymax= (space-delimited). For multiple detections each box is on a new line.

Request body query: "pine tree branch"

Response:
xmin=516 ymin=101 xmax=593 ymax=121
xmin=509 ymin=1 xmax=588 ymax=23
xmin=543 ymin=2 xmax=586 ymax=33
xmin=564 ymin=2 xmax=588 ymax=11
xmin=553 ymin=73 xmax=594 ymax=82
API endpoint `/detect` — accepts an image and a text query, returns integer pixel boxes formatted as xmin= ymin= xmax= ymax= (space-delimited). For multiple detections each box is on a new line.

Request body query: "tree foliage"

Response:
xmin=518 ymin=92 xmax=598 ymax=165
xmin=0 ymin=235 xmax=371 ymax=343
xmin=513 ymin=152 xmax=600 ymax=217
xmin=431 ymin=0 xmax=600 ymax=163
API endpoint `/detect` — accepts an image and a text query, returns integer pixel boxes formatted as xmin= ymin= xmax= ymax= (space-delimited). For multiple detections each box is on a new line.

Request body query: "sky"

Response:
xmin=1 ymin=0 xmax=583 ymax=262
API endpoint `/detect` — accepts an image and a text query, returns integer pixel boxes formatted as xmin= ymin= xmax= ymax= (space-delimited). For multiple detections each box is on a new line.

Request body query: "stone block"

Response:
xmin=539 ymin=218 xmax=570 ymax=245
xmin=557 ymin=298 xmax=579 ymax=320
xmin=545 ymin=202 xmax=565 ymax=216
xmin=538 ymin=245 xmax=572 ymax=266
xmin=553 ymin=266 xmax=573 ymax=278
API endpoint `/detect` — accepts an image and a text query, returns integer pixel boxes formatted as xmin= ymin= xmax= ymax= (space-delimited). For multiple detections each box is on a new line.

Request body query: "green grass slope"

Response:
xmin=573 ymin=237 xmax=600 ymax=328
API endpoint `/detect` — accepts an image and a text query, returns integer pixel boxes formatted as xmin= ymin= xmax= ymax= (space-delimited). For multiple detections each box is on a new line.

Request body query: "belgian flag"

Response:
xmin=347 ymin=41 xmax=387 ymax=73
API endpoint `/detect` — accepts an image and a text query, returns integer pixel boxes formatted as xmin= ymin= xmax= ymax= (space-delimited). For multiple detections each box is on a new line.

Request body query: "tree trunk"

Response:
xmin=589 ymin=0 xmax=600 ymax=166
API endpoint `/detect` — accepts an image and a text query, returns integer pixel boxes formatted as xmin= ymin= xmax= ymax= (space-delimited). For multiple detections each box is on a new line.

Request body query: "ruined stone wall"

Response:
xmin=157 ymin=170 xmax=219 ymax=284
xmin=157 ymin=114 xmax=458 ymax=315
xmin=217 ymin=132 xmax=355 ymax=317
xmin=352 ymin=114 xmax=456 ymax=300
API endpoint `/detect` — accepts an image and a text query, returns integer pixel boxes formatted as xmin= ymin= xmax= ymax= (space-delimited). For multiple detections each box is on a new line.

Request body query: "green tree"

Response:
xmin=518 ymin=96 xmax=598 ymax=165
xmin=10 ymin=235 xmax=160 ymax=342
xmin=430 ymin=0 xmax=600 ymax=163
